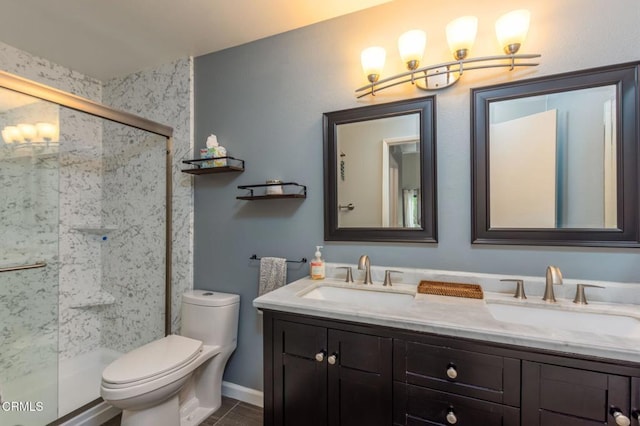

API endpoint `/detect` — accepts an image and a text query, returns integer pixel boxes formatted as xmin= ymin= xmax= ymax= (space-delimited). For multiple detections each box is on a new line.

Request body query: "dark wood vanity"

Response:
xmin=262 ymin=310 xmax=640 ymax=426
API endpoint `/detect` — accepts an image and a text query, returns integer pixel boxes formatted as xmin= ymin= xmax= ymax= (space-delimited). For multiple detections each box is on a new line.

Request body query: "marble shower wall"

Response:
xmin=100 ymin=124 xmax=167 ymax=353
xmin=103 ymin=57 xmax=194 ymax=334
xmin=0 ymin=100 xmax=60 ymax=382
xmin=57 ymin=106 xmax=104 ymax=361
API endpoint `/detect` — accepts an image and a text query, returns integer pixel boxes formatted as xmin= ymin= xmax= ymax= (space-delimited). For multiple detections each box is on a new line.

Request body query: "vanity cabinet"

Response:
xmin=262 ymin=310 xmax=640 ymax=426
xmin=266 ymin=313 xmax=392 ymax=426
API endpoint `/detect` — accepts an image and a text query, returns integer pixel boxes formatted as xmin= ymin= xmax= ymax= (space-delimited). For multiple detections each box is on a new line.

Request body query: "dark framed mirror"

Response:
xmin=472 ymin=62 xmax=640 ymax=247
xmin=323 ymin=96 xmax=437 ymax=243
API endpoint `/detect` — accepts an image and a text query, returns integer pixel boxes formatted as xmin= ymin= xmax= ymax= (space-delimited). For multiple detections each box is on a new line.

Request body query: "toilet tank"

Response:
xmin=181 ymin=290 xmax=240 ymax=347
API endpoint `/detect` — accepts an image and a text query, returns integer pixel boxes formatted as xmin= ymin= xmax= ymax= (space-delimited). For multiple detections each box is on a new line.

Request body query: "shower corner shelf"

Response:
xmin=236 ymin=182 xmax=307 ymax=200
xmin=69 ymin=291 xmax=115 ymax=309
xmin=71 ymin=224 xmax=118 ymax=234
xmin=181 ymin=156 xmax=245 ymax=175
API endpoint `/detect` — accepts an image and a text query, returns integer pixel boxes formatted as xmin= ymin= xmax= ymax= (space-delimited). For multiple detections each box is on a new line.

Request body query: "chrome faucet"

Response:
xmin=543 ymin=266 xmax=563 ymax=302
xmin=358 ymin=255 xmax=373 ymax=284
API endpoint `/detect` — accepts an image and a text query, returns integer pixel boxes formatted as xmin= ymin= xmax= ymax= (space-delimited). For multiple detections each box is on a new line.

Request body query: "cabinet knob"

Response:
xmin=315 ymin=351 xmax=325 ymax=362
xmin=611 ymin=408 xmax=631 ymax=426
xmin=446 ymin=410 xmax=457 ymax=424
xmin=327 ymin=354 xmax=338 ymax=365
xmin=446 ymin=365 xmax=458 ymax=379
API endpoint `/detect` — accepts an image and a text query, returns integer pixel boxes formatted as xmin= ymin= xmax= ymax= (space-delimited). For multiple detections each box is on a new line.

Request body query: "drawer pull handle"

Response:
xmin=611 ymin=408 xmax=631 ymax=426
xmin=315 ymin=351 xmax=326 ymax=362
xmin=446 ymin=410 xmax=457 ymax=424
xmin=446 ymin=366 xmax=458 ymax=379
xmin=328 ymin=354 xmax=338 ymax=365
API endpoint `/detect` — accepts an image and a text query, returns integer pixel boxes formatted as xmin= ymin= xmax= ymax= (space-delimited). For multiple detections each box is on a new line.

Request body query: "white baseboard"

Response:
xmin=59 ymin=401 xmax=121 ymax=426
xmin=222 ymin=381 xmax=264 ymax=408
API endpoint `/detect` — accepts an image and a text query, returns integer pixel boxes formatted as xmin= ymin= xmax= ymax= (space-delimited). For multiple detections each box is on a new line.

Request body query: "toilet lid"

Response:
xmin=102 ymin=335 xmax=203 ymax=385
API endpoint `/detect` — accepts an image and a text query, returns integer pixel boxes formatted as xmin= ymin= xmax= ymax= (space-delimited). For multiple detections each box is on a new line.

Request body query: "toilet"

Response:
xmin=100 ymin=290 xmax=240 ymax=426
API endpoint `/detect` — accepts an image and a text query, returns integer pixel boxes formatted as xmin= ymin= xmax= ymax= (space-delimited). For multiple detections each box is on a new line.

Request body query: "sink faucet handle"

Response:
xmin=383 ymin=270 xmax=403 ymax=287
xmin=573 ymin=284 xmax=604 ymax=305
xmin=336 ymin=266 xmax=354 ymax=283
xmin=500 ymin=279 xmax=527 ymax=299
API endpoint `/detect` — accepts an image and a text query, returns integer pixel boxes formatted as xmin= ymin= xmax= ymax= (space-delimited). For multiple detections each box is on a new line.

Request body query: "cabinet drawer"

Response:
xmin=394 ymin=340 xmax=520 ymax=405
xmin=394 ymin=382 xmax=520 ymax=426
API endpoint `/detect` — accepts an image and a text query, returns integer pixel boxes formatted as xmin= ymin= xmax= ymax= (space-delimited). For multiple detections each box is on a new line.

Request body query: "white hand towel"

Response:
xmin=258 ymin=257 xmax=287 ymax=296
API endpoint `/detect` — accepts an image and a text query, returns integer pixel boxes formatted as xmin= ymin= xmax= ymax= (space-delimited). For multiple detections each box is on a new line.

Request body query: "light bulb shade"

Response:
xmin=398 ymin=30 xmax=426 ymax=70
xmin=17 ymin=123 xmax=37 ymax=141
xmin=36 ymin=122 xmax=57 ymax=141
xmin=3 ymin=126 xmax=24 ymax=143
xmin=361 ymin=46 xmax=386 ymax=83
xmin=496 ymin=9 xmax=530 ymax=54
xmin=446 ymin=16 xmax=478 ymax=60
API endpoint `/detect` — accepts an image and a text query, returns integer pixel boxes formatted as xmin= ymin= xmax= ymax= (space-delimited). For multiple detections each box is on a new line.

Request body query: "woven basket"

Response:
xmin=418 ymin=280 xmax=484 ymax=299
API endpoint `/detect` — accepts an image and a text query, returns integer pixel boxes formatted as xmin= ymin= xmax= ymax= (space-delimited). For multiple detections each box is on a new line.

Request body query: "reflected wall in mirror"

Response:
xmin=472 ymin=62 xmax=640 ymax=246
xmin=324 ymin=96 xmax=437 ymax=242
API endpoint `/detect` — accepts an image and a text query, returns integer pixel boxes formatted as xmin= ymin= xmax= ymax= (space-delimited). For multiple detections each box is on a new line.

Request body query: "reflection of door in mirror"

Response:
xmin=488 ymin=85 xmax=617 ymax=229
xmin=336 ymin=114 xmax=419 ymax=228
xmin=382 ymin=137 xmax=420 ymax=227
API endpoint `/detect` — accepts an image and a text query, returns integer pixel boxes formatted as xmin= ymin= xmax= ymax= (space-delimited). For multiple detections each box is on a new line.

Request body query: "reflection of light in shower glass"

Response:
xmin=1 ymin=122 xmax=58 ymax=145
xmin=17 ymin=123 xmax=38 ymax=142
xmin=2 ymin=125 xmax=24 ymax=144
xmin=36 ymin=122 xmax=58 ymax=142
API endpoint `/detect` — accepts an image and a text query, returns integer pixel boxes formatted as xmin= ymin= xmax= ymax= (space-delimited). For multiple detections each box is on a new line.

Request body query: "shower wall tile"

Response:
xmin=100 ymin=127 xmax=167 ymax=352
xmin=57 ymin=109 xmax=104 ymax=361
xmin=0 ymin=43 xmax=105 ymax=374
xmin=0 ymin=101 xmax=61 ymax=382
xmin=102 ymin=57 xmax=194 ymax=335
xmin=0 ymin=41 xmax=102 ymax=102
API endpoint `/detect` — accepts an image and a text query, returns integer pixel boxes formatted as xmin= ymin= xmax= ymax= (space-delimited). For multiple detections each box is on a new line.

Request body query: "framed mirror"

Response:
xmin=323 ymin=96 xmax=437 ymax=242
xmin=472 ymin=62 xmax=640 ymax=247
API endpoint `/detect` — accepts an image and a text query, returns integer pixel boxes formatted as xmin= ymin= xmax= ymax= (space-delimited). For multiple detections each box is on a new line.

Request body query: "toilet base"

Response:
xmin=121 ymin=394 xmax=179 ymax=426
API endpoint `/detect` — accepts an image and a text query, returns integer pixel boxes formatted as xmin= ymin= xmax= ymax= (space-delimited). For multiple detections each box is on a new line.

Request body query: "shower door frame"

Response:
xmin=0 ymin=70 xmax=175 ymax=422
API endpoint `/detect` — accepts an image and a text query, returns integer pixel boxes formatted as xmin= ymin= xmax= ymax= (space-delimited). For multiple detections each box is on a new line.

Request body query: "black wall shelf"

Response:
xmin=237 ymin=182 xmax=307 ymax=200
xmin=181 ymin=156 xmax=245 ymax=175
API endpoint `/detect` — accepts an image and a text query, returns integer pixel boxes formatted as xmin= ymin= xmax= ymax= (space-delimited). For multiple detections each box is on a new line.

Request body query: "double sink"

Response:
xmin=297 ymin=282 xmax=640 ymax=338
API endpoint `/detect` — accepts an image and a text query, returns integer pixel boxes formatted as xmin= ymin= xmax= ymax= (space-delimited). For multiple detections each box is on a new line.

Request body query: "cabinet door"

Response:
xmin=522 ymin=361 xmax=630 ymax=426
xmin=327 ymin=329 xmax=392 ymax=426
xmin=273 ymin=320 xmax=328 ymax=426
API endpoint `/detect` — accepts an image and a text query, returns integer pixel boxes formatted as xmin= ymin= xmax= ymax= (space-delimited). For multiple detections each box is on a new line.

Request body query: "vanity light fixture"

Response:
xmin=356 ymin=9 xmax=540 ymax=98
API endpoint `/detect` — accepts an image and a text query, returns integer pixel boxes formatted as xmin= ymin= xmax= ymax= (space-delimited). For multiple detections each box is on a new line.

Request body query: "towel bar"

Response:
xmin=250 ymin=254 xmax=307 ymax=264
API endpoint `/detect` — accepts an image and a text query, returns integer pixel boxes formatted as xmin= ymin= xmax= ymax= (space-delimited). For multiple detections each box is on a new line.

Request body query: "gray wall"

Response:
xmin=194 ymin=0 xmax=640 ymax=391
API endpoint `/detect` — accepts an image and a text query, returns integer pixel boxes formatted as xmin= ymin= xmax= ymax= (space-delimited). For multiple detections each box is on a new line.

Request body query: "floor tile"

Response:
xmin=100 ymin=397 xmax=263 ymax=426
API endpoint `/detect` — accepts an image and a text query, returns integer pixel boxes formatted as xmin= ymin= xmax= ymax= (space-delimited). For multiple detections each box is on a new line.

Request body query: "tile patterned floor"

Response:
xmin=101 ymin=397 xmax=263 ymax=426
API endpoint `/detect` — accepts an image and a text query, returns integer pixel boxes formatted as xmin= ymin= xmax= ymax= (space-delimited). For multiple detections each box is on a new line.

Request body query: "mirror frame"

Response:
xmin=323 ymin=96 xmax=437 ymax=243
xmin=471 ymin=62 xmax=640 ymax=247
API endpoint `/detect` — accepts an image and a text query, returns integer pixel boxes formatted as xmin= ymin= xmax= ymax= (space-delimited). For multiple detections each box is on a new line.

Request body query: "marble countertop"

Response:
xmin=253 ymin=271 xmax=640 ymax=364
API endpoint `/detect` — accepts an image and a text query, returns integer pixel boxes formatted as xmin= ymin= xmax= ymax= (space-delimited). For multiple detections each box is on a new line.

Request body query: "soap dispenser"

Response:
xmin=310 ymin=246 xmax=325 ymax=280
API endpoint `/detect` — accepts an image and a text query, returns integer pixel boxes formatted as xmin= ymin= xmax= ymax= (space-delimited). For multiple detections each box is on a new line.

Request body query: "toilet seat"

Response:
xmin=102 ymin=335 xmax=202 ymax=388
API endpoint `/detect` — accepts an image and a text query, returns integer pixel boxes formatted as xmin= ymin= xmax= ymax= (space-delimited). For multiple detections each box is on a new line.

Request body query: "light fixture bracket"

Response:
xmin=355 ymin=53 xmax=541 ymax=98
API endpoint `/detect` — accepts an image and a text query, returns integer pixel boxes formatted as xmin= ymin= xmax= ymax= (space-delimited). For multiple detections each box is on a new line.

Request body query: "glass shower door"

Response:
xmin=0 ymin=88 xmax=60 ymax=425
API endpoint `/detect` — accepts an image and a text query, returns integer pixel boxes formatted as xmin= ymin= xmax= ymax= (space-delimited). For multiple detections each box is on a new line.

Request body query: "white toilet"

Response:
xmin=100 ymin=290 xmax=240 ymax=426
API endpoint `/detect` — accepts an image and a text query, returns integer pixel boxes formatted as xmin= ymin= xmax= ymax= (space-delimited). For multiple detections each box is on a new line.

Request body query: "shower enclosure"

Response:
xmin=0 ymin=72 xmax=172 ymax=425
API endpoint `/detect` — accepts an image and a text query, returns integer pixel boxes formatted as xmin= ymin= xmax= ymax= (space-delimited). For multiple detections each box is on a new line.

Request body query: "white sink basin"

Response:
xmin=486 ymin=301 xmax=640 ymax=337
xmin=299 ymin=284 xmax=415 ymax=308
